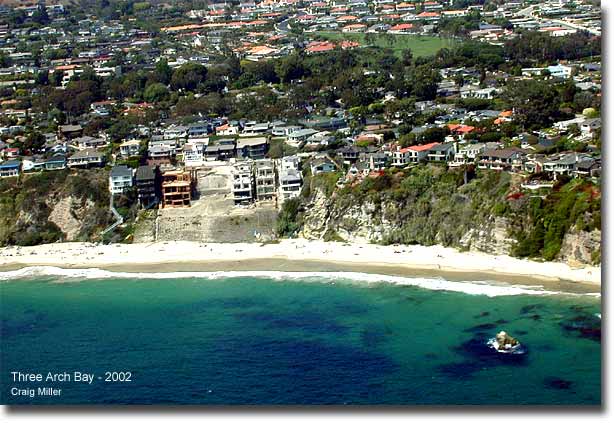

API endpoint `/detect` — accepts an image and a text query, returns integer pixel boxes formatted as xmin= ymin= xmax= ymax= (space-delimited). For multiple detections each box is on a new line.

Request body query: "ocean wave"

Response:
xmin=0 ymin=266 xmax=598 ymax=298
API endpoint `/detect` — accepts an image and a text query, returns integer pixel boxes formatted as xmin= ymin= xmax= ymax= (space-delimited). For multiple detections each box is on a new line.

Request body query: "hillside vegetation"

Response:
xmin=280 ymin=166 xmax=601 ymax=265
xmin=0 ymin=170 xmax=112 ymax=246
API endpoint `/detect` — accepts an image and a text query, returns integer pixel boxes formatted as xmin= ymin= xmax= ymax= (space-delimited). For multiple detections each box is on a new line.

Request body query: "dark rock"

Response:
xmin=560 ymin=314 xmax=601 ymax=342
xmin=544 ymin=377 xmax=573 ymax=390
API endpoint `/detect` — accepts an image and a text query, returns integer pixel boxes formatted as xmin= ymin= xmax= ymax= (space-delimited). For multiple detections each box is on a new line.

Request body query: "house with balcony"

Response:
xmin=478 ymin=148 xmax=525 ymax=171
xmin=254 ymin=159 xmax=276 ymax=201
xmin=109 ymin=165 xmax=134 ymax=195
xmin=232 ymin=162 xmax=254 ymax=204
xmin=119 ymin=139 xmax=141 ymax=157
xmin=0 ymin=160 xmax=20 ymax=178
xmin=449 ymin=143 xmax=486 ymax=167
xmin=67 ymin=148 xmax=106 ymax=168
xmin=427 ymin=142 xmax=456 ymax=163
xmin=236 ymin=137 xmax=268 ymax=160
xmin=393 ymin=142 xmax=439 ymax=166
xmin=136 ymin=165 xmax=159 ymax=208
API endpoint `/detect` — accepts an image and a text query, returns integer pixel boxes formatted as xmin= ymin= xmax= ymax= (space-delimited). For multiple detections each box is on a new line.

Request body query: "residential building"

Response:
xmin=204 ymin=144 xmax=235 ymax=161
xmin=449 ymin=143 xmax=486 ymax=167
xmin=236 ymin=137 xmax=268 ymax=160
xmin=67 ymin=148 xmax=106 ymax=168
xmin=254 ymin=159 xmax=276 ymax=201
xmin=73 ymin=135 xmax=108 ymax=150
xmin=136 ymin=165 xmax=158 ymax=208
xmin=393 ymin=142 xmax=439 ymax=166
xmin=0 ymin=160 xmax=20 ymax=178
xmin=109 ymin=165 xmax=134 ymax=195
xmin=287 ymin=128 xmax=319 ymax=146
xmin=310 ymin=157 xmax=336 ymax=175
xmin=478 ymin=148 xmax=525 ymax=171
xmin=161 ymin=169 xmax=193 ymax=208
xmin=119 ymin=139 xmax=141 ymax=157
xmin=232 ymin=162 xmax=254 ymax=204
xmin=427 ymin=143 xmax=456 ymax=162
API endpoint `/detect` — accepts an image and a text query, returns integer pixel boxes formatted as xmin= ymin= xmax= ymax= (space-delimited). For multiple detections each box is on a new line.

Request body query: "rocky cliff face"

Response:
xmin=558 ymin=227 xmax=601 ymax=266
xmin=302 ymin=188 xmax=515 ymax=255
xmin=298 ymin=167 xmax=601 ymax=266
xmin=0 ymin=170 xmax=112 ymax=246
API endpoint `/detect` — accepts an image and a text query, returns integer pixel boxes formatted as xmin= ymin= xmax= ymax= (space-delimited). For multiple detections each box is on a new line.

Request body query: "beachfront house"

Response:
xmin=254 ymin=159 xmax=276 ymax=201
xmin=136 ymin=165 xmax=158 ymax=208
xmin=232 ymin=162 xmax=254 ymax=204
xmin=109 ymin=165 xmax=134 ymax=195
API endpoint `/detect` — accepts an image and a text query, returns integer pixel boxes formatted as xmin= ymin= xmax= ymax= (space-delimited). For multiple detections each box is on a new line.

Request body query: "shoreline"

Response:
xmin=0 ymin=240 xmax=601 ymax=294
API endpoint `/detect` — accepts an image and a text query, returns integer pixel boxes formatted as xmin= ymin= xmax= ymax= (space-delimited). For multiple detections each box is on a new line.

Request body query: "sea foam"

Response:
xmin=0 ymin=266 xmax=597 ymax=298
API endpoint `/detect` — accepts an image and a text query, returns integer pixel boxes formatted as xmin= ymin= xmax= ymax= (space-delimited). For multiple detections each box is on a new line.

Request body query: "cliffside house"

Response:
xmin=449 ymin=143 xmax=486 ymax=167
xmin=427 ymin=142 xmax=456 ymax=162
xmin=287 ymin=128 xmax=318 ymax=146
xmin=73 ymin=135 xmax=108 ymax=150
xmin=109 ymin=165 xmax=134 ymax=195
xmin=392 ymin=142 xmax=439 ymax=166
xmin=278 ymin=168 xmax=302 ymax=202
xmin=310 ymin=157 xmax=336 ymax=175
xmin=236 ymin=137 xmax=268 ymax=160
xmin=120 ymin=139 xmax=141 ymax=157
xmin=22 ymin=155 xmax=66 ymax=172
xmin=136 ymin=165 xmax=158 ymax=208
xmin=67 ymin=148 xmax=106 ymax=168
xmin=0 ymin=160 xmax=20 ymax=178
xmin=478 ymin=148 xmax=525 ymax=171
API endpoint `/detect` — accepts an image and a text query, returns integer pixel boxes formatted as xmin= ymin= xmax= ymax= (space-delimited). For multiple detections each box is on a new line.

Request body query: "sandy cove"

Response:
xmin=0 ymin=239 xmax=601 ymax=287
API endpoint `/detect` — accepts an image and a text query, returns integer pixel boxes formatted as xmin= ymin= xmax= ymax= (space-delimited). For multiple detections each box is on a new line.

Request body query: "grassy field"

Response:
xmin=315 ymin=32 xmax=456 ymax=58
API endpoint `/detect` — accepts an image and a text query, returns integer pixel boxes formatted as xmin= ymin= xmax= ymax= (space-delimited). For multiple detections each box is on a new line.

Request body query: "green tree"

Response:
xmin=143 ymin=83 xmax=169 ymax=103
xmin=170 ymin=63 xmax=208 ymax=92
xmin=152 ymin=59 xmax=172 ymax=85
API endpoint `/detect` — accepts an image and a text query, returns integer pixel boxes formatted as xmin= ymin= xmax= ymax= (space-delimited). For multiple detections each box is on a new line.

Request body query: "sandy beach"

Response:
xmin=0 ymin=240 xmax=601 ymax=291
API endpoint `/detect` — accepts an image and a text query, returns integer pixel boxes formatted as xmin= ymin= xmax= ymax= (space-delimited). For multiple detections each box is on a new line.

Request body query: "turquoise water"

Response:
xmin=0 ymin=272 xmax=601 ymax=405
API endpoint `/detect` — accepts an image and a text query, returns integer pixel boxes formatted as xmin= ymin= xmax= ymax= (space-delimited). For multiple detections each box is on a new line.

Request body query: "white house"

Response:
xmin=109 ymin=165 xmax=134 ymax=195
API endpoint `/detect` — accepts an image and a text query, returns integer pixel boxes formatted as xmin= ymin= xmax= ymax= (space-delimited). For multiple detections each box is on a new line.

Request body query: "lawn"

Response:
xmin=315 ymin=31 xmax=456 ymax=58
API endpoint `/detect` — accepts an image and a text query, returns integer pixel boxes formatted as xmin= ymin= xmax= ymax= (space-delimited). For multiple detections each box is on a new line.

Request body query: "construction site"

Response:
xmin=133 ymin=163 xmax=278 ymax=243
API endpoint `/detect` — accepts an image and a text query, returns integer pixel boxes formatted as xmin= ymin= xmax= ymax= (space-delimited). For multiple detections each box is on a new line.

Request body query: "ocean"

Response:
xmin=0 ymin=268 xmax=601 ymax=405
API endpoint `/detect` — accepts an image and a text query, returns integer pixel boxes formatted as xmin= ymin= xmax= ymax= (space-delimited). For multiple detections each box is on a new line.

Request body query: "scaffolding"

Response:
xmin=161 ymin=169 xmax=194 ymax=208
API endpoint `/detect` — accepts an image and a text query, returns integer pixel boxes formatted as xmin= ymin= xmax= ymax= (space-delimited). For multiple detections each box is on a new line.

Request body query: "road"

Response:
xmin=514 ymin=4 xmax=600 ymax=36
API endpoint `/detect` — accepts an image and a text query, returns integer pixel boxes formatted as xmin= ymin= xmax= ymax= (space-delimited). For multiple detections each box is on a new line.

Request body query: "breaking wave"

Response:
xmin=0 ymin=266 xmax=599 ymax=298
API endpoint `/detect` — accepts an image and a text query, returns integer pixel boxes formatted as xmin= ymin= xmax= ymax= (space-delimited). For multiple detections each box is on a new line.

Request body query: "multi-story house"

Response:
xmin=232 ymin=162 xmax=254 ymax=204
xmin=109 ymin=165 xmax=134 ymax=195
xmin=67 ymin=148 xmax=106 ymax=168
xmin=135 ymin=165 xmax=158 ymax=208
xmin=119 ymin=139 xmax=141 ymax=157
xmin=254 ymin=159 xmax=276 ymax=201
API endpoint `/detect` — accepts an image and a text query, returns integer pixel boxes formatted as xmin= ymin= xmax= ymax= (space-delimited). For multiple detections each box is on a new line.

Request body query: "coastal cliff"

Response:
xmin=293 ymin=165 xmax=600 ymax=266
xmin=0 ymin=170 xmax=112 ymax=246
